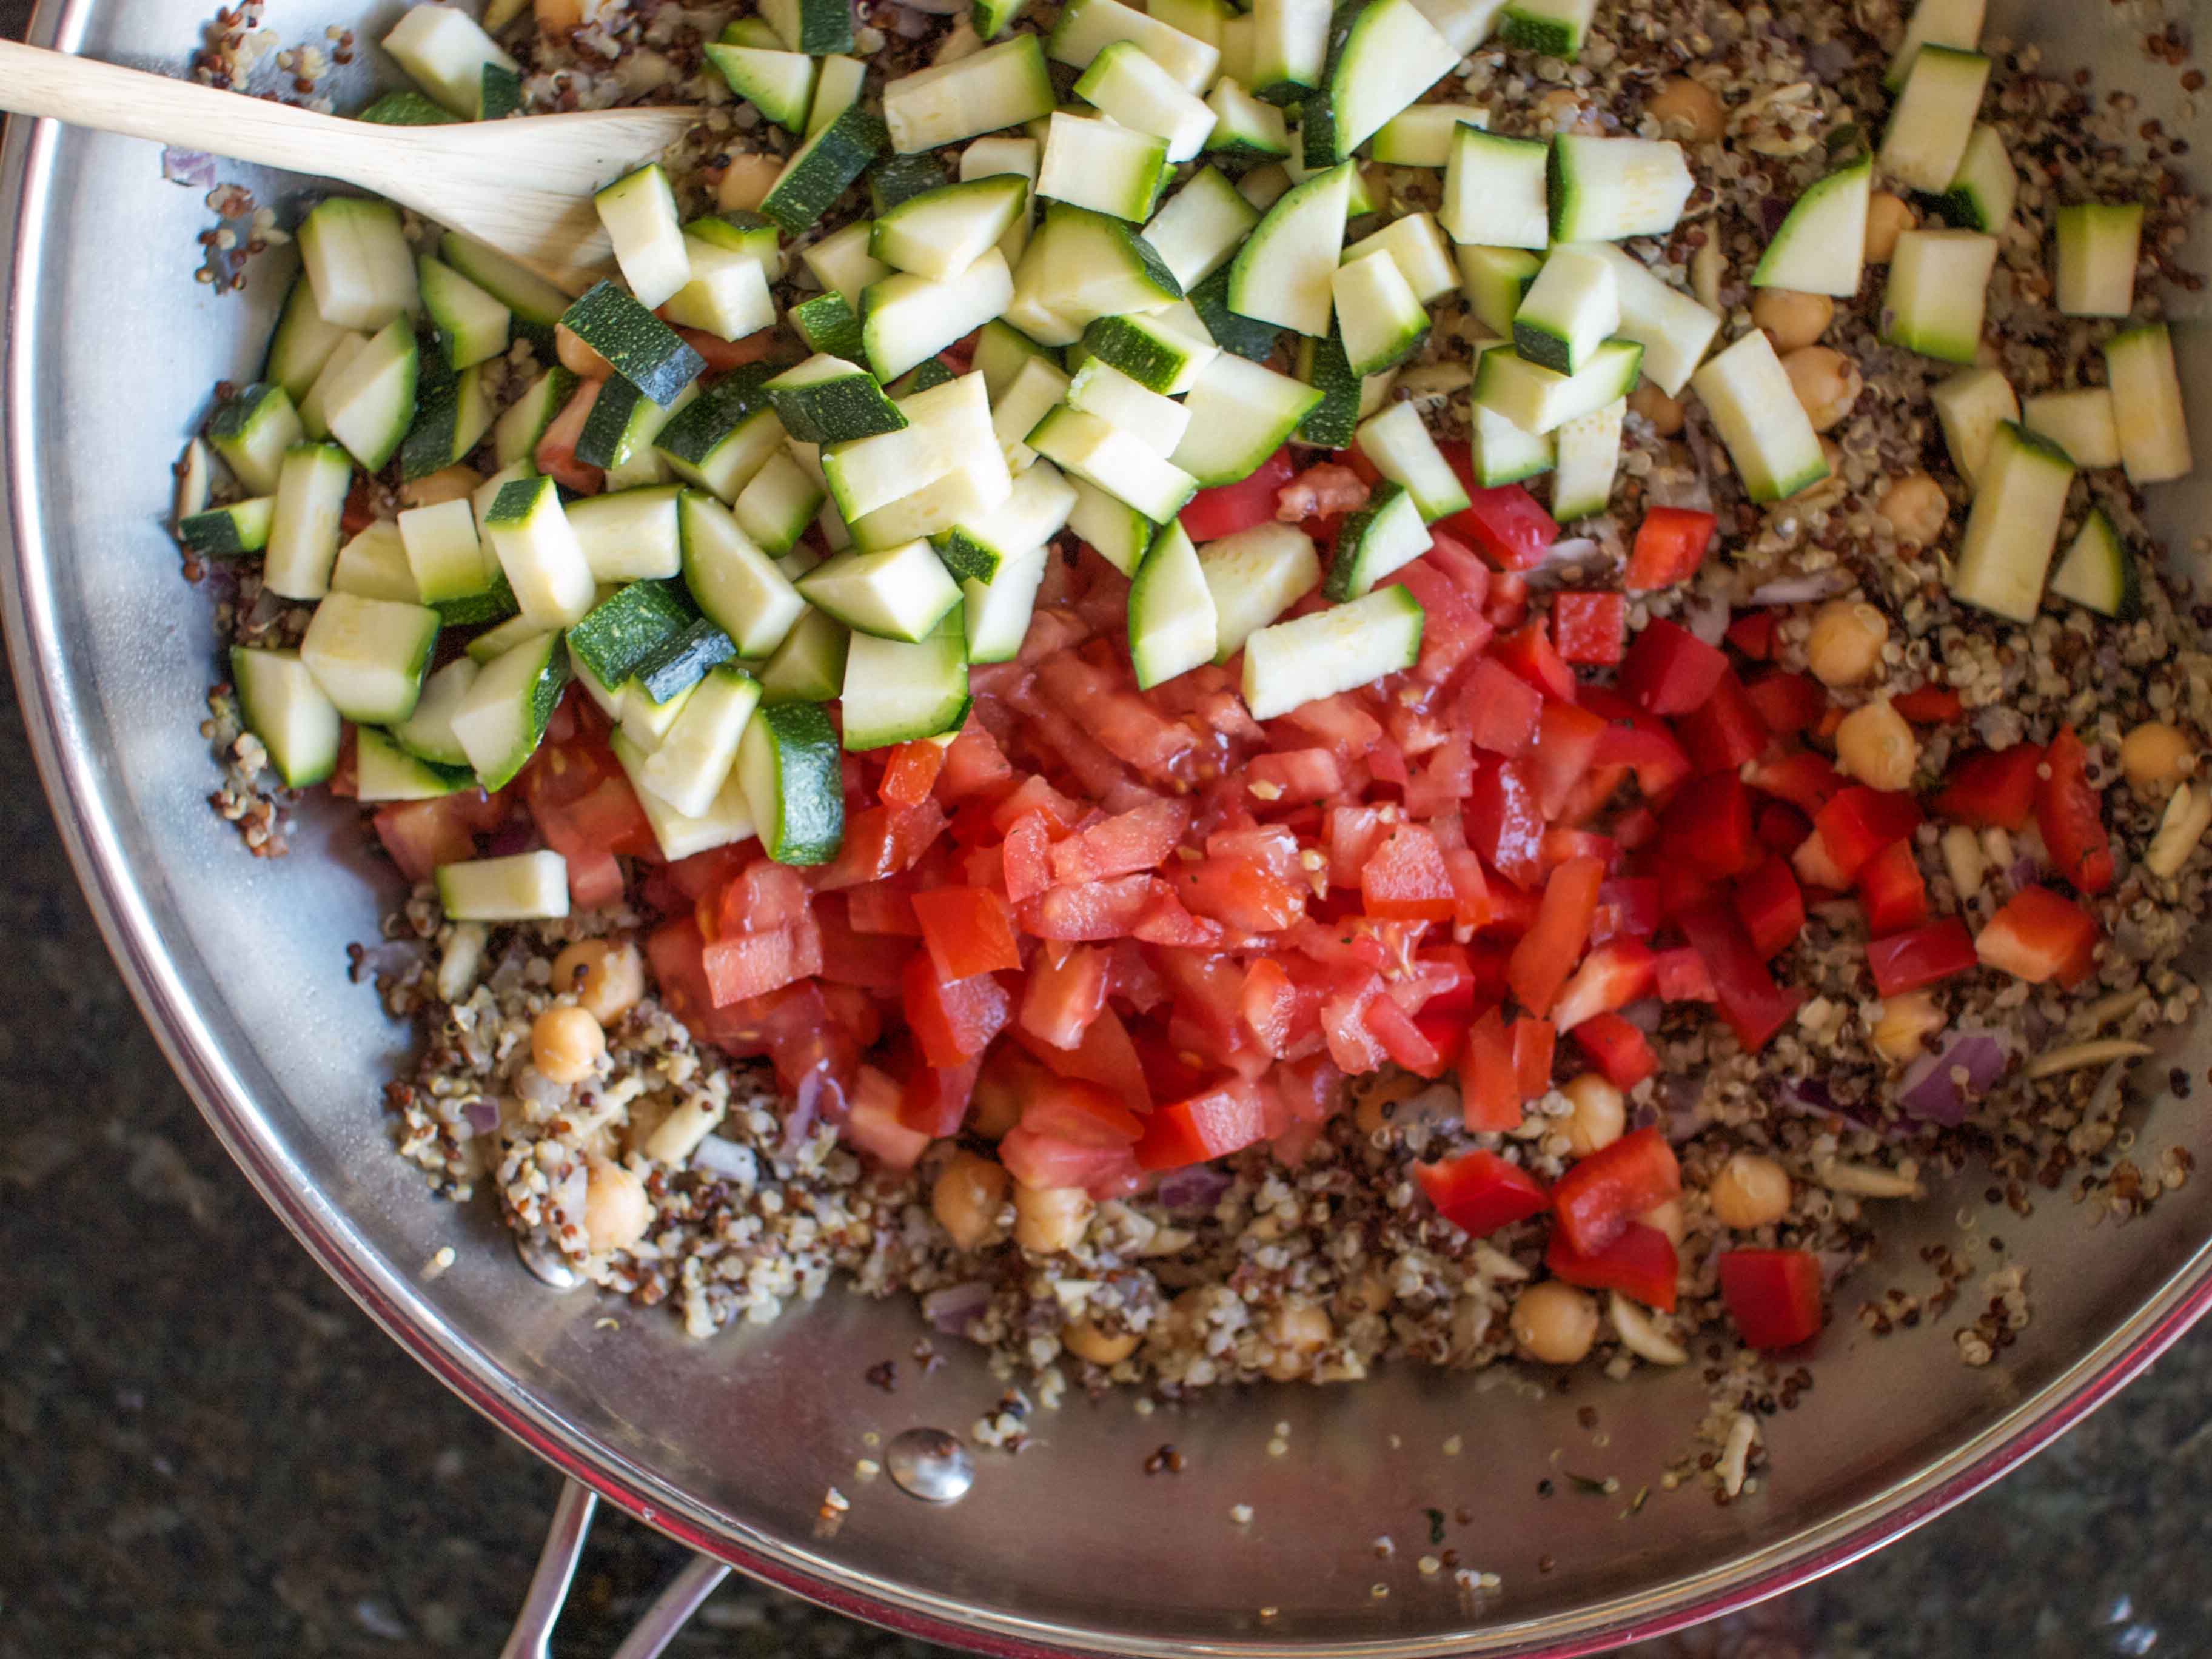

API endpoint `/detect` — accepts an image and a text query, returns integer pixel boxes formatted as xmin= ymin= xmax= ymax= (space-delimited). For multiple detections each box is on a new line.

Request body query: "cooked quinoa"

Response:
xmin=181 ymin=0 xmax=2212 ymax=1445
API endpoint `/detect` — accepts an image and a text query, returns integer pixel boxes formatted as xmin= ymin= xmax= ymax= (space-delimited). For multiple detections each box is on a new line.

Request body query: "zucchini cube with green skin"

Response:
xmin=760 ymin=102 xmax=890 ymax=236
xmin=566 ymin=578 xmax=695 ymax=695
xmin=934 ymin=458 xmax=1078 ymax=582
xmin=1455 ymin=244 xmax=1542 ymax=339
xmin=766 ymin=355 xmax=909 ymax=446
xmin=594 ymin=165 xmax=692 ymax=311
xmin=484 ymin=475 xmax=597 ymax=628
xmin=1205 ymin=78 xmax=1292 ymax=158
xmin=1293 ymin=329 xmax=1361 ymax=449
xmin=2054 ymin=203 xmax=2145 ymax=318
xmin=703 ymin=44 xmax=818 ymax=134
xmin=1143 ymin=167 xmax=1260 ymax=292
xmin=883 ymin=35 xmax=1057 ymax=154
xmin=614 ymin=729 xmax=757 ymax=860
xmin=1066 ymin=476 xmax=1153 ymax=575
xmin=991 ymin=355 xmax=1074 ymax=472
xmin=1125 ymin=521 xmax=1219 ymax=690
xmin=264 ymin=274 xmax=354 ymax=403
xmin=1751 ymin=155 xmax=1872 ymax=298
xmin=660 ymin=237 xmax=776 ymax=342
xmin=1877 ymin=45 xmax=1989 ymax=195
xmin=1151 ymin=0 xmax=1232 ymax=46
xmin=1947 ymin=422 xmax=2076 ymax=623
xmin=869 ymin=154 xmax=950 ymax=218
xmin=654 ymin=372 xmax=787 ymax=502
xmin=1547 ymin=133 xmax=1694 ymax=243
xmin=1498 ymin=0 xmax=1594 ymax=58
xmin=299 ymin=591 xmax=441 ymax=724
xmin=2105 ymin=324 xmax=2194 ymax=486
xmin=760 ymin=608 xmax=849 ymax=705
xmin=397 ymin=497 xmax=492 ymax=603
xmin=1247 ymin=0 xmax=1330 ymax=104
xmin=1469 ymin=396 xmax=1555 ymax=486
xmin=436 ymin=851 xmax=571 ymax=922
xmin=1198 ymin=522 xmax=1321 ymax=662
xmin=464 ymin=613 xmax=545 ymax=666
xmin=821 ymin=374 xmax=996 ymax=522
xmin=1512 ymin=245 xmax=1617 ymax=375
xmin=1027 ymin=406 xmax=1200 ymax=523
xmin=862 ymin=249 xmax=1017 ymax=384
xmin=1081 ymin=312 xmax=1219 ymax=396
xmin=1037 ymin=112 xmax=1170 ymax=223
xmin=230 ymin=646 xmax=341 ymax=788
xmin=870 ymin=175 xmax=1031 ymax=281
xmin=808 ymin=53 xmax=868 ymax=136
xmin=1050 ymin=0 xmax=1221 ymax=92
xmin=1355 ymin=400 xmax=1470 ymax=521
xmin=354 ymin=728 xmax=474 ymax=803
xmin=355 ymin=90 xmax=457 ymax=126
xmin=559 ymin=283 xmax=705 ymax=407
xmin=298 ymin=197 xmax=420 ymax=333
xmin=738 ymin=700 xmax=846 ymax=862
xmin=796 ymin=538 xmax=964 ymax=642
xmin=1689 ymin=331 xmax=1829 ymax=503
xmin=1333 ymin=250 xmax=1430 ymax=378
xmin=635 ymin=663 xmax=763 ymax=819
xmin=680 ymin=491 xmax=810 ymax=657
xmin=566 ymin=486 xmax=685 ymax=583
xmin=492 ymin=367 xmax=577 ymax=468
xmin=845 ymin=446 xmax=1015 ymax=551
xmin=398 ymin=360 xmax=492 ymax=482
xmin=1299 ymin=0 xmax=1455 ymax=167
xmin=2049 ymin=508 xmax=2140 ymax=620
xmin=1171 ymin=352 xmax=1322 ymax=489
xmin=1369 ymin=102 xmax=1489 ymax=167
xmin=452 ymin=628 xmax=569 ymax=791
xmin=1440 ymin=127 xmax=1547 ymax=250
xmin=439 ymin=232 xmax=571 ymax=339
xmin=1882 ymin=229 xmax=1997 ymax=364
xmin=631 ymin=616 xmax=739 ymax=708
xmin=390 ymin=657 xmax=479 ymax=768
xmin=331 ymin=521 xmax=419 ymax=605
xmin=1935 ymin=124 xmax=2016 ymax=234
xmin=1228 ymin=162 xmax=1351 ymax=338
xmin=1324 ymin=481 xmax=1428 ymax=600
xmin=964 ymin=543 xmax=1052 ymax=663
xmin=1067 ymin=358 xmax=1191 ymax=457
xmin=762 ymin=0 xmax=854 ymax=55
xmin=264 ymin=442 xmax=355 ymax=601
xmin=840 ymin=624 xmax=973 ymax=751
xmin=735 ymin=451 xmax=828 ymax=556
xmin=1076 ymin=39 xmax=1219 ymax=164
xmin=1549 ymin=395 xmax=1624 ymax=520
xmin=209 ymin=381 xmax=305 ymax=496
xmin=1470 ymin=338 xmax=1642 ymax=438
xmin=417 ymin=254 xmax=511 ymax=369
xmin=1929 ymin=366 xmax=2017 ymax=492
xmin=2022 ymin=389 xmax=2122 ymax=472
xmin=789 ymin=292 xmax=867 ymax=361
xmin=1242 ymin=584 xmax=1424 ymax=722
xmin=179 ymin=497 xmax=276 ymax=560
xmin=1343 ymin=213 xmax=1458 ymax=304
xmin=1572 ymin=243 xmax=1721 ymax=398
xmin=381 ymin=4 xmax=518 ymax=117
xmin=1885 ymin=0 xmax=1985 ymax=91
xmin=684 ymin=210 xmax=786 ymax=282
xmin=960 ymin=136 xmax=1042 ymax=267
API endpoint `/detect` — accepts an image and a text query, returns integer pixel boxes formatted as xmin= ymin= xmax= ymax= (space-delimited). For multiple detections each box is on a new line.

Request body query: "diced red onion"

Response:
xmin=1748 ymin=569 xmax=1852 ymax=606
xmin=1681 ymin=592 xmax=1730 ymax=646
xmin=2006 ymin=855 xmax=2039 ymax=890
xmin=922 ymin=1281 xmax=992 ymax=1337
xmin=484 ymin=821 xmax=540 ymax=858
xmin=162 ymin=147 xmax=216 ymax=189
xmin=1155 ymin=1164 xmax=1233 ymax=1213
xmin=461 ymin=1097 xmax=501 ymax=1138
xmin=1617 ymin=998 xmax=1663 ymax=1033
xmin=352 ymin=938 xmax=424 ymax=980
xmin=1897 ymin=1029 xmax=2010 ymax=1125
xmin=884 ymin=2 xmax=935 ymax=34
xmin=1533 ymin=535 xmax=1601 ymax=572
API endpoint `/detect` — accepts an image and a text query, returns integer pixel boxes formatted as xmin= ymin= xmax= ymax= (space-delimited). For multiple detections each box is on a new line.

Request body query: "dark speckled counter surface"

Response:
xmin=4 ymin=8 xmax=2212 ymax=1654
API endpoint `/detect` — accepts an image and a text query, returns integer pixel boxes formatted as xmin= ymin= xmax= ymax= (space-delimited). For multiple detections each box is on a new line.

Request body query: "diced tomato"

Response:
xmin=1135 ymin=1079 xmax=1269 ymax=1171
xmin=1131 ymin=888 xmax=1227 ymax=949
xmin=1019 ymin=1004 xmax=1153 ymax=1113
xmin=1619 ymin=619 xmax=1728 ymax=716
xmin=1031 ymin=650 xmax=1197 ymax=784
xmin=1653 ymin=945 xmax=1716 ymax=1003
xmin=1866 ymin=917 xmax=1978 ymax=997
xmin=896 ymin=1048 xmax=983 ymax=1137
xmin=1506 ymin=854 xmax=1604 ymax=1017
xmin=1623 ymin=506 xmax=1716 ymax=591
xmin=1023 ymin=873 xmax=1164 ymax=940
xmin=1572 ymin=1011 xmax=1657 ymax=1090
xmin=1441 ymin=845 xmax=1495 ymax=929
xmin=535 ymin=378 xmax=606 ymax=494
xmin=1590 ymin=877 xmax=1660 ymax=945
xmin=1551 ymin=591 xmax=1627 ymax=665
xmin=1855 ymin=839 xmax=1928 ymax=936
xmin=1249 ymin=747 xmax=1346 ymax=803
xmin=814 ymin=897 xmax=914 ymax=993
xmin=1891 ymin=685 xmax=1964 ymax=725
xmin=843 ymin=1065 xmax=931 ymax=1171
xmin=1360 ymin=822 xmax=1458 ymax=922
xmin=1403 ymin=730 xmax=1476 ymax=819
xmin=1655 ymin=861 xmax=1718 ymax=923
xmin=936 ymin=718 xmax=1016 ymax=802
xmin=1020 ymin=943 xmax=1110 ymax=1050
xmin=1741 ymin=671 xmax=1828 ymax=737
xmin=1051 ymin=798 xmax=1193 ymax=885
xmin=1744 ymin=749 xmax=1845 ymax=816
xmin=1529 ymin=699 xmax=1608 ymax=818
xmin=1549 ymin=939 xmax=1656 ymax=1033
xmin=1725 ymin=611 xmax=1777 ymax=660
xmin=374 ymin=797 xmax=483 ymax=882
xmin=999 ymin=814 xmax=1053 ymax=905
xmin=1976 ymin=885 xmax=2100 ymax=988
xmin=1718 ymin=1249 xmax=1825 ymax=1349
xmin=1021 ymin=1073 xmax=1145 ymax=1148
xmin=1677 ymin=902 xmax=1806 ymax=1052
xmin=1241 ymin=956 xmax=1324 ymax=1059
xmin=1364 ymin=994 xmax=1448 ymax=1076
xmin=1733 ymin=855 xmax=1805 ymax=960
xmin=910 ymin=885 xmax=1022 ymax=980
xmin=2036 ymin=726 xmax=2114 ymax=896
xmin=1546 ymin=1222 xmax=1679 ymax=1312
xmin=1674 ymin=672 xmax=1770 ymax=776
xmin=1466 ymin=758 xmax=1547 ymax=890
xmin=1550 ymin=1127 xmax=1681 ymax=1259
xmin=1812 ymin=786 xmax=1923 ymax=881
xmin=1459 ymin=1007 xmax=1523 ymax=1131
xmin=1542 ymin=827 xmax=1617 ymax=873
xmin=1931 ymin=744 xmax=2042 ymax=831
xmin=700 ymin=925 xmax=811 ymax=1008
xmin=902 ymin=951 xmax=1012 ymax=1066
xmin=880 ymin=740 xmax=945 ymax=808
xmin=1659 ymin=771 xmax=1758 ymax=879
xmin=1180 ymin=447 xmax=1300 ymax=539
xmin=1440 ymin=483 xmax=1559 ymax=572
xmin=1392 ymin=558 xmax=1495 ymax=685
xmin=1493 ymin=617 xmax=1578 ymax=703
xmin=1414 ymin=1150 xmax=1549 ymax=1237
xmin=716 ymin=860 xmax=811 ymax=937
xmin=998 ymin=1125 xmax=1140 ymax=1196
xmin=1455 ymin=657 xmax=1544 ymax=755
xmin=815 ymin=800 xmax=948 ymax=890
xmin=1178 ymin=856 xmax=1307 ymax=931
xmin=991 ymin=773 xmax=1085 ymax=836
xmin=1512 ymin=1016 xmax=1555 ymax=1098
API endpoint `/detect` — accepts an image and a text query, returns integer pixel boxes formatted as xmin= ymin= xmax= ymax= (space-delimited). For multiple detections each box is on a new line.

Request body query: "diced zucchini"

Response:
xmin=436 ymin=851 xmax=570 ymax=922
xmin=1126 ymin=521 xmax=1218 ymax=688
xmin=677 ymin=490 xmax=808 ymax=655
xmin=2048 ymin=507 xmax=2139 ymax=620
xmin=1355 ymin=399 xmax=1470 ymax=521
xmin=580 ymin=374 xmax=694 ymax=488
xmin=1472 ymin=337 xmax=1641 ymax=437
xmin=1242 ymin=584 xmax=1423 ymax=720
xmin=1300 ymin=0 xmax=1453 ymax=168
xmin=1440 ymin=126 xmax=1548 ymax=250
xmin=762 ymin=0 xmax=855 ymax=55
xmin=464 ymin=612 xmax=545 ymax=665
xmin=1929 ymin=366 xmax=2017 ymax=493
xmin=732 ymin=451 xmax=826 ymax=557
xmin=1322 ymin=481 xmax=1427 ymax=600
xmin=1292 ymin=327 xmax=1359 ymax=451
xmin=1028 ymin=405 xmax=1200 ymax=521
xmin=631 ymin=614 xmax=738 ymax=707
xmin=1886 ymin=0 xmax=1984 ymax=90
xmin=1327 ymin=252 xmax=1426 ymax=384
xmin=1512 ymin=244 xmax=1617 ymax=375
xmin=964 ymin=542 xmax=1052 ymax=662
xmin=1948 ymin=421 xmax=2075 ymax=622
xmin=2022 ymin=389 xmax=2121 ymax=472
xmin=298 ymin=591 xmax=441 ymax=723
xmin=614 ymin=728 xmax=757 ymax=859
xmin=820 ymin=372 xmax=997 ymax=521
xmin=1197 ymin=521 xmax=1320 ymax=662
xmin=179 ymin=497 xmax=276 ymax=560
xmin=568 ymin=579 xmax=694 ymax=694
xmin=1050 ymin=0 xmax=1221 ymax=92
xmin=1151 ymin=0 xmax=1232 ymax=45
xmin=2105 ymin=324 xmax=2194 ymax=486
xmin=1228 ymin=161 xmax=1351 ymax=337
xmin=1342 ymin=213 xmax=1457 ymax=306
xmin=883 ymin=35 xmax=1057 ymax=154
xmin=1548 ymin=134 xmax=1693 ymax=243
xmin=1752 ymin=155 xmax=1872 ymax=298
xmin=1935 ymin=124 xmax=2016 ymax=234
xmin=1497 ymin=0 xmax=1594 ymax=58
xmin=298 ymin=337 xmax=368 ymax=443
xmin=738 ymin=700 xmax=846 ymax=861
xmin=298 ymin=196 xmax=419 ymax=333
xmin=566 ymin=486 xmax=685 ymax=583
xmin=760 ymin=102 xmax=890 ymax=236
xmin=417 ymin=253 xmax=510 ymax=369
xmin=861 ymin=249 xmax=1017 ymax=384
xmin=263 ymin=442 xmax=355 ymax=601
xmin=789 ymin=291 xmax=867 ymax=362
xmin=1038 ymin=111 xmax=1170 ymax=224
xmin=1456 ymin=244 xmax=1543 ymax=340
xmin=1687 ymin=330 xmax=1828 ymax=503
xmin=397 ymin=497 xmax=490 ymax=603
xmin=808 ymin=53 xmax=867 ymax=135
xmin=654 ymin=367 xmax=786 ymax=501
xmin=1078 ymin=39 xmax=1219 ymax=164
xmin=229 ymin=646 xmax=341 ymax=788
xmin=559 ymin=281 xmax=705 ymax=407
xmin=1469 ymin=392 xmax=1555 ymax=486
xmin=331 ymin=520 xmax=420 ymax=604
xmin=870 ymin=153 xmax=954 ymax=219
xmin=870 ymin=175 xmax=1031 ymax=282
xmin=355 ymin=89 xmax=459 ymax=126
xmin=1877 ymin=45 xmax=1990 ymax=195
xmin=1067 ymin=477 xmax=1156 ymax=577
xmin=704 ymin=43 xmax=819 ymax=133
xmin=686 ymin=210 xmax=787 ymax=282
xmin=439 ymin=232 xmax=571 ymax=339
xmin=452 ymin=628 xmax=569 ymax=789
xmin=1247 ymin=0 xmax=1330 ymax=104
xmin=1067 ymin=357 xmax=1192 ymax=457
xmin=1882 ymin=229 xmax=1997 ymax=364
xmin=961 ymin=136 xmax=1044 ymax=269
xmin=264 ymin=273 xmax=352 ymax=402
xmin=209 ymin=381 xmax=306 ymax=496
xmin=660 ymin=236 xmax=776 ymax=342
xmin=493 ymin=366 xmax=578 ymax=468
xmin=1171 ymin=354 xmax=1324 ymax=489
xmin=1405 ymin=0 xmax=1505 ymax=49
xmin=1189 ymin=264 xmax=1282 ymax=363
xmin=382 ymin=4 xmax=518 ymax=117
xmin=766 ymin=354 xmax=908 ymax=446
xmin=392 ymin=656 xmax=481 ymax=768
xmin=634 ymin=662 xmax=763 ymax=817
xmin=1142 ymin=167 xmax=1261 ymax=293
xmin=1549 ymin=395 xmax=1624 ymax=520
xmin=840 ymin=623 xmax=974 ymax=752
xmin=354 ymin=726 xmax=473 ymax=802
xmin=992 ymin=355 xmax=1075 ymax=472
xmin=483 ymin=474 xmax=596 ymax=627
xmin=2054 ymin=203 xmax=2145 ymax=319
xmin=1572 ymin=243 xmax=1721 ymax=398
xmin=1081 ymin=311 xmax=1219 ymax=398
xmin=1369 ymin=102 xmax=1487 ymax=166
xmin=934 ymin=458 xmax=1078 ymax=581
xmin=1205 ymin=78 xmax=1291 ymax=158
xmin=797 ymin=538 xmax=965 ymax=641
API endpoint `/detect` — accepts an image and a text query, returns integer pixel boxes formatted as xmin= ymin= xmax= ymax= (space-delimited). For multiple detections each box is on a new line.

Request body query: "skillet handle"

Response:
xmin=500 ymin=1477 xmax=732 ymax=1659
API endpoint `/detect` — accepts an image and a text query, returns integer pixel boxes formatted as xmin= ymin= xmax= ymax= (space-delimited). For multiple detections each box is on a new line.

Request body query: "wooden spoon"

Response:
xmin=0 ymin=39 xmax=704 ymax=294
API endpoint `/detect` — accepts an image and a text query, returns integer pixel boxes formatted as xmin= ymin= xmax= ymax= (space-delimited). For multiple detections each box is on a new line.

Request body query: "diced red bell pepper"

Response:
xmin=1891 ymin=685 xmax=1964 ymax=724
xmin=1460 ymin=1007 xmax=1523 ymax=1131
xmin=1744 ymin=748 xmax=1846 ymax=816
xmin=1619 ymin=619 xmax=1728 ymax=716
xmin=1674 ymin=671 xmax=1770 ymax=776
xmin=1507 ymin=855 xmax=1604 ymax=1017
xmin=1020 ymin=943 xmax=1110 ymax=1050
xmin=1589 ymin=719 xmax=1693 ymax=802
xmin=1653 ymin=945 xmax=1717 ymax=1003
xmin=880 ymin=739 xmax=946 ymax=808
xmin=1725 ymin=611 xmax=1777 ymax=660
xmin=1551 ymin=591 xmax=1627 ymax=666
xmin=1493 ymin=618 xmax=1578 ymax=704
xmin=1742 ymin=671 xmax=1828 ymax=737
xmin=1572 ymin=1011 xmax=1658 ymax=1090
xmin=1866 ymin=917 xmax=1978 ymax=997
xmin=1659 ymin=771 xmax=1758 ymax=879
xmin=843 ymin=1065 xmax=932 ymax=1171
xmin=911 ymin=885 xmax=1022 ymax=980
xmin=1466 ymin=758 xmax=1548 ymax=890
xmin=1512 ymin=1016 xmax=1556 ymax=1099
xmin=1456 ymin=656 xmax=1544 ymax=755
xmin=1136 ymin=1079 xmax=1269 ymax=1171
xmin=1624 ymin=506 xmax=1717 ymax=591
xmin=1526 ymin=699 xmax=1607 ymax=819
xmin=1590 ymin=877 xmax=1660 ymax=946
xmin=2036 ymin=725 xmax=2114 ymax=896
xmin=1414 ymin=1149 xmax=1549 ymax=1237
xmin=1550 ymin=1127 xmax=1681 ymax=1259
xmin=701 ymin=926 xmax=813 ymax=1008
xmin=1718 ymin=1248 xmax=1825 ymax=1349
xmin=1361 ymin=822 xmax=1459 ymax=922
xmin=902 ymin=950 xmax=1012 ymax=1067
xmin=1546 ymin=1222 xmax=1679 ymax=1312
xmin=1655 ymin=862 xmax=1719 ymax=923
xmin=1812 ymin=786 xmax=1924 ymax=882
xmin=1733 ymin=855 xmax=1805 ymax=960
xmin=1179 ymin=446 xmax=1299 ymax=541
xmin=1855 ymin=839 xmax=1929 ymax=936
xmin=1441 ymin=483 xmax=1560 ymax=572
xmin=1931 ymin=744 xmax=2043 ymax=831
xmin=1549 ymin=939 xmax=1657 ymax=1033
xmin=1365 ymin=993 xmax=1450 ymax=1078
xmin=1977 ymin=885 xmax=2100 ymax=988
xmin=1677 ymin=902 xmax=1806 ymax=1052
xmin=1757 ymin=802 xmax=1814 ymax=857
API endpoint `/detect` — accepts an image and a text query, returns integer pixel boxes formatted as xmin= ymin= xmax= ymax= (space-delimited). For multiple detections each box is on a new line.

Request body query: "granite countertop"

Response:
xmin=4 ymin=9 xmax=2211 ymax=1657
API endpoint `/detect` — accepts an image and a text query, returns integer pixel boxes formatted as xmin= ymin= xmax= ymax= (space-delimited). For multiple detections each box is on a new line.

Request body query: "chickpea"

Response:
xmin=1835 ymin=698 xmax=1920 ymax=793
xmin=1012 ymin=1182 xmax=1092 ymax=1253
xmin=1629 ymin=380 xmax=1686 ymax=437
xmin=1640 ymin=1198 xmax=1686 ymax=1247
xmin=716 ymin=152 xmax=785 ymax=214
xmin=1708 ymin=1151 xmax=1792 ymax=1229
xmin=968 ymin=1049 xmax=1042 ymax=1141
xmin=551 ymin=938 xmax=646 ymax=1027
xmin=1338 ymin=1267 xmax=1395 ymax=1317
xmin=1872 ymin=990 xmax=1946 ymax=1064
xmin=581 ymin=1155 xmax=651 ymax=1252
xmin=1560 ymin=1072 xmax=1626 ymax=1158
xmin=932 ymin=1151 xmax=1010 ymax=1252
xmin=1063 ymin=1318 xmax=1141 ymax=1366
xmin=1864 ymin=192 xmax=1916 ymax=264
xmin=2121 ymin=721 xmax=2196 ymax=789
xmin=1781 ymin=346 xmax=1862 ymax=432
xmin=1511 ymin=1281 xmax=1599 ymax=1366
xmin=531 ymin=1004 xmax=606 ymax=1085
xmin=535 ymin=0 xmax=583 ymax=33
xmin=1805 ymin=598 xmax=1889 ymax=689
xmin=1646 ymin=76 xmax=1726 ymax=142
xmin=1752 ymin=288 xmax=1834 ymax=354
xmin=398 ymin=464 xmax=482 ymax=511
xmin=1353 ymin=1070 xmax=1429 ymax=1136
xmin=554 ymin=323 xmax=614 ymax=380
xmin=1877 ymin=471 xmax=1949 ymax=547
xmin=1263 ymin=1300 xmax=1334 ymax=1379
